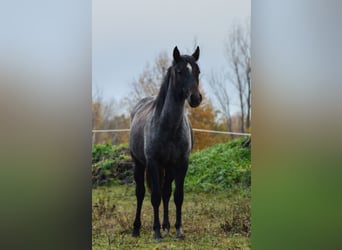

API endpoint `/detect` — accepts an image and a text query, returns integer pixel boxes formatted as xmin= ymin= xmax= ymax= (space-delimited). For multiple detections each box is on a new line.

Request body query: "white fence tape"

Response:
xmin=92 ymin=129 xmax=250 ymax=136
xmin=92 ymin=129 xmax=130 ymax=133
xmin=192 ymin=128 xmax=250 ymax=136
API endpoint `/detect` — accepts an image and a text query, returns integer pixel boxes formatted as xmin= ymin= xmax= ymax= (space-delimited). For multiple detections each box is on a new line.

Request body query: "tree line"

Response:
xmin=92 ymin=20 xmax=250 ymax=150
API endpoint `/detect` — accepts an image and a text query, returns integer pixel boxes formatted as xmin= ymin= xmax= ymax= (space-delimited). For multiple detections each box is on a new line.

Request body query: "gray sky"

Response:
xmin=93 ymin=0 xmax=250 ymax=110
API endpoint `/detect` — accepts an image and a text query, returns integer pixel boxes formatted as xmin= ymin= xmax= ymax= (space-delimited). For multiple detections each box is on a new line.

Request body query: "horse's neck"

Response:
xmin=158 ymin=83 xmax=185 ymax=131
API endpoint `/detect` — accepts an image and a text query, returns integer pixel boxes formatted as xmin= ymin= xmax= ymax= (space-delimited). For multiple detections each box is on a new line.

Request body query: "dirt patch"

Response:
xmin=92 ymin=145 xmax=135 ymax=186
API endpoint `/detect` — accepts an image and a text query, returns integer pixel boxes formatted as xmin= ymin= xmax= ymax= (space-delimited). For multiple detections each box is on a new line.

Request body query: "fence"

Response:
xmin=92 ymin=128 xmax=250 ymax=150
xmin=92 ymin=128 xmax=251 ymax=136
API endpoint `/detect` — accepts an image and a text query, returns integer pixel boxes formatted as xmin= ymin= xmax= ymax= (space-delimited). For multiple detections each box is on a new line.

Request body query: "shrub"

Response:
xmin=91 ymin=137 xmax=251 ymax=192
xmin=185 ymin=137 xmax=251 ymax=192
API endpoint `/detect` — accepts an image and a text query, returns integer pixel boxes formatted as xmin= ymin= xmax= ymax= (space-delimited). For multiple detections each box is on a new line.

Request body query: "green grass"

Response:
xmin=92 ymin=185 xmax=250 ymax=250
xmin=92 ymin=143 xmax=131 ymax=166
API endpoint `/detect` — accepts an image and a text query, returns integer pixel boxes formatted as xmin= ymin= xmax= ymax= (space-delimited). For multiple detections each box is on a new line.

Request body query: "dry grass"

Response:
xmin=92 ymin=185 xmax=250 ymax=250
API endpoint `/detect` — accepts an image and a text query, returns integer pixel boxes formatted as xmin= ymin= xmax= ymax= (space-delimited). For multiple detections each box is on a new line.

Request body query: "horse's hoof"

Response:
xmin=154 ymin=230 xmax=162 ymax=241
xmin=132 ymin=229 xmax=140 ymax=237
xmin=176 ymin=228 xmax=185 ymax=239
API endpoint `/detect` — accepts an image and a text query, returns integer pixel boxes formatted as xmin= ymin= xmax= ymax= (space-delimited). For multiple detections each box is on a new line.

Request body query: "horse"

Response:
xmin=129 ymin=46 xmax=202 ymax=240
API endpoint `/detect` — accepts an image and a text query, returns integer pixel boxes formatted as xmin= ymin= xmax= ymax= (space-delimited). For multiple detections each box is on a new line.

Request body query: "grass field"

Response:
xmin=92 ymin=185 xmax=251 ymax=250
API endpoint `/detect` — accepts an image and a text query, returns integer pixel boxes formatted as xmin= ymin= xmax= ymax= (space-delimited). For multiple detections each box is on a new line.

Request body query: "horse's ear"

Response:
xmin=192 ymin=46 xmax=200 ymax=61
xmin=173 ymin=46 xmax=181 ymax=62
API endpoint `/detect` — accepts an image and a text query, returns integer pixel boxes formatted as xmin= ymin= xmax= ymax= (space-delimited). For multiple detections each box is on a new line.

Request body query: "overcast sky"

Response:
xmin=93 ymin=0 xmax=250 ymax=109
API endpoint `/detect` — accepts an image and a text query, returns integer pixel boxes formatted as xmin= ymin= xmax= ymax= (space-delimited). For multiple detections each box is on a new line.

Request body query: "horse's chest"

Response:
xmin=159 ymin=142 xmax=187 ymax=164
xmin=147 ymin=136 xmax=190 ymax=164
xmin=144 ymin=117 xmax=192 ymax=164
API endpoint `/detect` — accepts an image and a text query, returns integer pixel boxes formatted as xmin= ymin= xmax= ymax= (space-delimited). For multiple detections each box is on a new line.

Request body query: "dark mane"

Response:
xmin=153 ymin=67 xmax=172 ymax=115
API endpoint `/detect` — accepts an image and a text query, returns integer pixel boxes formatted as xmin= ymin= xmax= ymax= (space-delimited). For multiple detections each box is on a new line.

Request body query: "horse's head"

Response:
xmin=172 ymin=46 xmax=202 ymax=108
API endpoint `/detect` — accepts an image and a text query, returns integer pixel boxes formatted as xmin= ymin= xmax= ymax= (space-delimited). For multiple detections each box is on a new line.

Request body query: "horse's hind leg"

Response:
xmin=146 ymin=161 xmax=162 ymax=240
xmin=132 ymin=160 xmax=145 ymax=237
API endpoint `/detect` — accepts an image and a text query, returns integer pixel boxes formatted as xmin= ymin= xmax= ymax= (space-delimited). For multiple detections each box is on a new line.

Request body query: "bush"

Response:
xmin=185 ymin=137 xmax=251 ymax=192
xmin=91 ymin=137 xmax=251 ymax=192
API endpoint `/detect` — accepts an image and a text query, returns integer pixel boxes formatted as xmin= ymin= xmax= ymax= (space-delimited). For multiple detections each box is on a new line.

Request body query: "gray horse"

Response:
xmin=130 ymin=46 xmax=202 ymax=240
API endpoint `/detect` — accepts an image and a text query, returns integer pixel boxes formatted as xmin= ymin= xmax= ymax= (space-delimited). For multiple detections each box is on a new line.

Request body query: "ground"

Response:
xmin=92 ymin=184 xmax=251 ymax=250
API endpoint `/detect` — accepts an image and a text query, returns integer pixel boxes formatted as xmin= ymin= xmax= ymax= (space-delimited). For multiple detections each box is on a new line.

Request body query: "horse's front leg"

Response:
xmin=146 ymin=161 xmax=162 ymax=240
xmin=162 ymin=172 xmax=172 ymax=235
xmin=174 ymin=164 xmax=188 ymax=239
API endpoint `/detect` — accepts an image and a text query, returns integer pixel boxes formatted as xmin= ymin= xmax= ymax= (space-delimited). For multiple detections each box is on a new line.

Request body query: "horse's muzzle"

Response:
xmin=188 ymin=93 xmax=202 ymax=107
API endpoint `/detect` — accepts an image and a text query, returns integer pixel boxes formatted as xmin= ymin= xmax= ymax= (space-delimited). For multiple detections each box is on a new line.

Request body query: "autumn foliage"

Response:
xmin=187 ymin=90 xmax=229 ymax=150
xmin=92 ymin=101 xmax=129 ymax=145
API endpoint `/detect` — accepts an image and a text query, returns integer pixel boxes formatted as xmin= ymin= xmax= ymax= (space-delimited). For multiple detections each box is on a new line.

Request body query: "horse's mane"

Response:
xmin=153 ymin=66 xmax=172 ymax=115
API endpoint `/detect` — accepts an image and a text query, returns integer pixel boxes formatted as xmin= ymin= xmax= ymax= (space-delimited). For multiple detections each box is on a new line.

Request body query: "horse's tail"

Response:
xmin=145 ymin=167 xmax=165 ymax=193
xmin=145 ymin=170 xmax=151 ymax=193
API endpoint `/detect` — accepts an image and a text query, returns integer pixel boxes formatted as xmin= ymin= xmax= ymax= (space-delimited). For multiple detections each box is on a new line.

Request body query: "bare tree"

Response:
xmin=224 ymin=19 xmax=251 ymax=132
xmin=124 ymin=52 xmax=171 ymax=111
xmin=92 ymin=86 xmax=103 ymax=143
xmin=92 ymin=86 xmax=124 ymax=144
xmin=208 ymin=70 xmax=233 ymax=134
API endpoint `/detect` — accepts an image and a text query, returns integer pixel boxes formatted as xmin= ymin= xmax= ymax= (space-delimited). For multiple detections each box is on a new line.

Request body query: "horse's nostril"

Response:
xmin=194 ymin=93 xmax=202 ymax=103
xmin=189 ymin=93 xmax=202 ymax=107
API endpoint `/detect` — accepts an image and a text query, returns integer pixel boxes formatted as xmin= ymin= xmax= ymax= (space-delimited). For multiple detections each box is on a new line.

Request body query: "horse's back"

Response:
xmin=129 ymin=96 xmax=155 ymax=165
xmin=130 ymin=96 xmax=155 ymax=122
